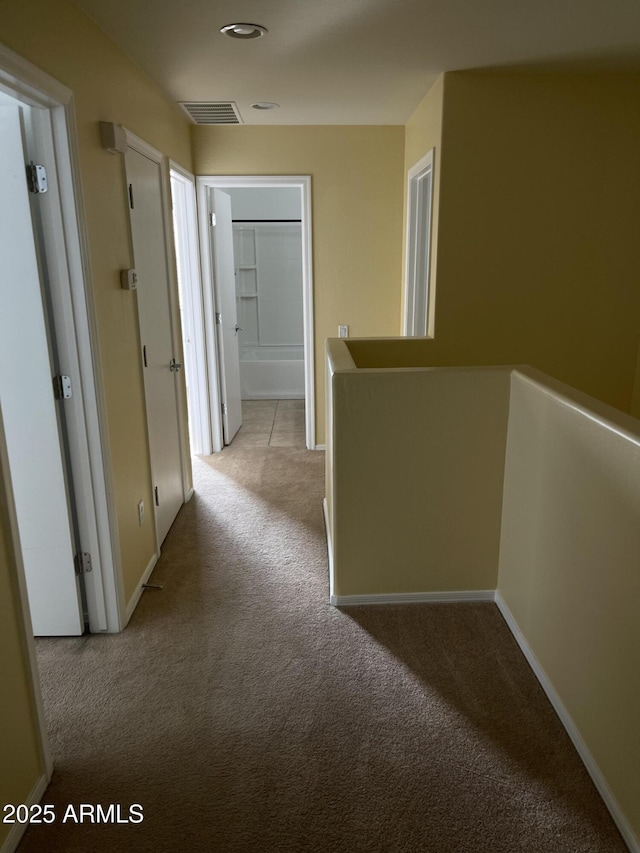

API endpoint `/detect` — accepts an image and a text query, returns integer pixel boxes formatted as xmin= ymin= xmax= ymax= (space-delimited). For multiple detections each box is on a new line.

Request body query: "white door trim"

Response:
xmin=196 ymin=175 xmax=315 ymax=450
xmin=123 ymin=129 xmax=191 ymax=509
xmin=196 ymin=179 xmax=224 ymax=452
xmin=0 ymin=42 xmax=123 ymax=634
xmin=170 ymin=162 xmax=212 ymax=455
xmin=403 ymin=149 xmax=435 ymax=338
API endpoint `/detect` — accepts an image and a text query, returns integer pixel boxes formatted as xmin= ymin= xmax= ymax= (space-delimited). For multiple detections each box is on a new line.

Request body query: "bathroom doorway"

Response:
xmin=230 ymin=188 xmax=304 ymax=402
xmin=195 ymin=176 xmax=315 ymax=452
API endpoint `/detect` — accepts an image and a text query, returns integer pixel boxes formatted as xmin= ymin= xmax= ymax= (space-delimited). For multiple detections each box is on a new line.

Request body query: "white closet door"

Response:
xmin=125 ymin=147 xmax=184 ymax=545
xmin=0 ymin=105 xmax=83 ymax=636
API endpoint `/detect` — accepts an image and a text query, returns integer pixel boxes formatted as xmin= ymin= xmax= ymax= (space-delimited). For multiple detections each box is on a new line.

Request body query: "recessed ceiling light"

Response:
xmin=220 ymin=23 xmax=268 ymax=39
xmin=251 ymin=102 xmax=280 ymax=110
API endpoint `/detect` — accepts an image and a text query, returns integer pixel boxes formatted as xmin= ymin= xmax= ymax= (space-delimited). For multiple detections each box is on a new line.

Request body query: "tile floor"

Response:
xmin=232 ymin=399 xmax=306 ymax=448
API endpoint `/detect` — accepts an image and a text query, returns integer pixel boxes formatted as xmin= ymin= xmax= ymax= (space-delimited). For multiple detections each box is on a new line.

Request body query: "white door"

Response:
xmin=170 ymin=171 xmax=211 ymax=455
xmin=209 ymin=189 xmax=242 ymax=443
xmin=0 ymin=104 xmax=83 ymax=636
xmin=125 ymin=147 xmax=184 ymax=545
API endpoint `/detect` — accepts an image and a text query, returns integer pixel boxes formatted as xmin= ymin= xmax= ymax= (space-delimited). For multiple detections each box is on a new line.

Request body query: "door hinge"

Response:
xmin=215 ymin=312 xmax=222 ymax=325
xmin=209 ymin=212 xmax=216 ymax=227
xmin=222 ymin=402 xmax=227 ymax=415
xmin=53 ymin=375 xmax=73 ymax=400
xmin=26 ymin=162 xmax=48 ymax=194
xmin=154 ymin=485 xmax=160 ymax=506
xmin=128 ymin=183 xmax=135 ymax=209
xmin=75 ymin=551 xmax=93 ymax=575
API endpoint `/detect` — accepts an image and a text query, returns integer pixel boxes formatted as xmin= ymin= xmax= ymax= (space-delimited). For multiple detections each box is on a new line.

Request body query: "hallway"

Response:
xmin=235 ymin=399 xmax=306 ymax=449
xmin=20 ymin=443 xmax=625 ymax=852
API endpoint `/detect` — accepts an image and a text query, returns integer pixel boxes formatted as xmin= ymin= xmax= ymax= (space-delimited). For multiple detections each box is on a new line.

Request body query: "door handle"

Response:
xmin=169 ymin=358 xmax=182 ymax=372
xmin=234 ymin=324 xmax=243 ymax=334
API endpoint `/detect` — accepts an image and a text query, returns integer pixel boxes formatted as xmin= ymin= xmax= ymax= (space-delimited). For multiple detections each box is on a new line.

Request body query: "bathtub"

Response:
xmin=240 ymin=346 xmax=305 ymax=399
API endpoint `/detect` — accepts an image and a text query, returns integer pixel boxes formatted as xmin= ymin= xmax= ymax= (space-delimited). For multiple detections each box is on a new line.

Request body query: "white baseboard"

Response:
xmin=314 ymin=444 xmax=326 ymax=451
xmin=124 ymin=552 xmax=159 ymax=627
xmin=495 ymin=591 xmax=639 ymax=853
xmin=185 ymin=487 xmax=195 ymax=502
xmin=1 ymin=773 xmax=49 ymax=853
xmin=330 ymin=590 xmax=496 ymax=606
xmin=322 ymin=498 xmax=334 ymax=599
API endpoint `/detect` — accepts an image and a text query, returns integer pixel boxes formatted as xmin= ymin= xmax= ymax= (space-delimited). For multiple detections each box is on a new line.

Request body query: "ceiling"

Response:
xmin=74 ymin=0 xmax=640 ymax=125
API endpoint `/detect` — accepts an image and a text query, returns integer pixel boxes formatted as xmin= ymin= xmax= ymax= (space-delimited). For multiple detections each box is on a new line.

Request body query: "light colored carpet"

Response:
xmin=20 ymin=444 xmax=625 ymax=852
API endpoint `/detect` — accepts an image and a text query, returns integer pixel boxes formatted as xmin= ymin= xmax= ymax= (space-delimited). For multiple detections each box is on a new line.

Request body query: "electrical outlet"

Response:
xmin=338 ymin=324 xmax=349 ymax=338
xmin=138 ymin=500 xmax=145 ymax=526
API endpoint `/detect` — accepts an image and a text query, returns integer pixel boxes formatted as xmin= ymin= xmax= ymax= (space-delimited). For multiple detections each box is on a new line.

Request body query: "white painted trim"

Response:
xmin=169 ymin=162 xmax=212 ymax=455
xmin=169 ymin=159 xmax=195 ymax=183
xmin=196 ymin=178 xmax=224 ymax=453
xmin=0 ymin=42 xmax=123 ymax=635
xmin=403 ymin=148 xmax=434 ymax=338
xmin=124 ymin=553 xmax=159 ymax=626
xmin=0 ymin=773 xmax=50 ymax=853
xmin=314 ymin=444 xmax=326 ymax=451
xmin=122 ymin=128 xmax=163 ymax=164
xmin=322 ymin=498 xmax=334 ymax=600
xmin=185 ymin=487 xmax=195 ymax=502
xmin=495 ymin=592 xmax=640 ymax=853
xmin=330 ymin=590 xmax=496 ymax=607
xmin=61 ymin=103 xmax=124 ymax=633
xmin=300 ymin=177 xmax=316 ymax=450
xmin=196 ymin=176 xmax=315 ymax=450
xmin=159 ymin=160 xmax=192 ymax=502
xmin=27 ymin=106 xmax=113 ymax=633
xmin=0 ymin=43 xmax=72 ymax=107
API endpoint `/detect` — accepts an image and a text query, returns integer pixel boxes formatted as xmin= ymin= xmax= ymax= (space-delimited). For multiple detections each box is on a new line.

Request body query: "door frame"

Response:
xmin=0 ymin=43 xmax=122 ymax=633
xmin=196 ymin=175 xmax=316 ymax=451
xmin=403 ymin=149 xmax=435 ymax=337
xmin=170 ymin=163 xmax=211 ymax=455
xmin=123 ymin=130 xmax=193 ymax=549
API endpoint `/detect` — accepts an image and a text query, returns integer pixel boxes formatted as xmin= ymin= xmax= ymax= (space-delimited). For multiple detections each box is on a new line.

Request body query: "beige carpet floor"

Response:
xmin=20 ymin=443 xmax=625 ymax=852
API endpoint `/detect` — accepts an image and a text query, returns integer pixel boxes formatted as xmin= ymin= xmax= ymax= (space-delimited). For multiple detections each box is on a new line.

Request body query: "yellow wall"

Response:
xmin=327 ymin=340 xmax=511 ymax=596
xmin=2 ymin=0 xmax=193 ymax=601
xmin=498 ymin=369 xmax=640 ymax=846
xmin=0 ymin=465 xmax=45 ymax=851
xmin=192 ymin=125 xmax=406 ymax=443
xmin=403 ymin=71 xmax=640 ymax=415
xmin=403 ymin=75 xmax=444 ymax=334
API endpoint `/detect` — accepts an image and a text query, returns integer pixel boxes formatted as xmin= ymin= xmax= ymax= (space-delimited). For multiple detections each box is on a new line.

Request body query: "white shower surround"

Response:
xmin=240 ymin=346 xmax=304 ymax=399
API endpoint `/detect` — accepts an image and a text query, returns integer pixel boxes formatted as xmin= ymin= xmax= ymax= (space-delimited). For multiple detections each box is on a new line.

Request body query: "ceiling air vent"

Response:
xmin=179 ymin=102 xmax=242 ymax=125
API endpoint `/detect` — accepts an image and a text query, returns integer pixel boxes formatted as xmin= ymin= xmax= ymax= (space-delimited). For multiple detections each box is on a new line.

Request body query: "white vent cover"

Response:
xmin=179 ymin=102 xmax=243 ymax=125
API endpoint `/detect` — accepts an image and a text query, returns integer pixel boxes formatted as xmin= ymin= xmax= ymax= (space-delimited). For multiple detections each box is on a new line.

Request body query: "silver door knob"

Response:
xmin=234 ymin=324 xmax=243 ymax=334
xmin=169 ymin=358 xmax=182 ymax=372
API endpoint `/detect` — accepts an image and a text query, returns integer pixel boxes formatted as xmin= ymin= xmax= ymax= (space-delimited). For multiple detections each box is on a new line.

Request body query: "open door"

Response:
xmin=209 ymin=189 xmax=242 ymax=444
xmin=0 ymin=104 xmax=83 ymax=636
